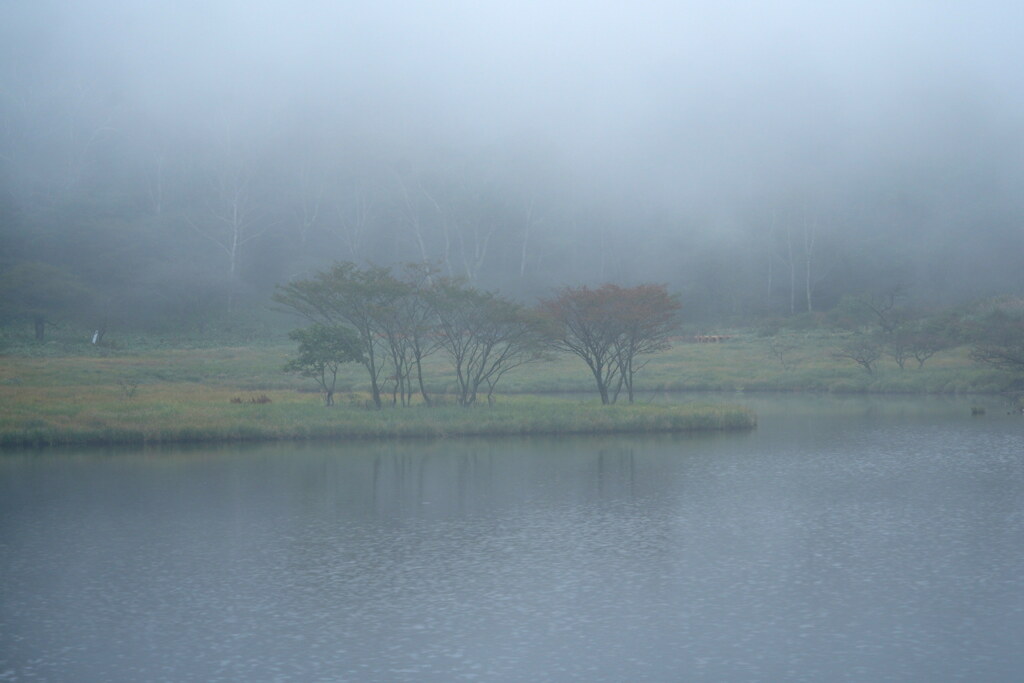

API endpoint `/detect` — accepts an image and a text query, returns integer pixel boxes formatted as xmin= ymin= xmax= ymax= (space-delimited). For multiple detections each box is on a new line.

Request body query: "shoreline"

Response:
xmin=0 ymin=397 xmax=757 ymax=449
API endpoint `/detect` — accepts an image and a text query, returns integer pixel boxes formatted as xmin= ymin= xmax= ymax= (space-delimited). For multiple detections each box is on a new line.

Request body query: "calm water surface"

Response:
xmin=2 ymin=394 xmax=1023 ymax=681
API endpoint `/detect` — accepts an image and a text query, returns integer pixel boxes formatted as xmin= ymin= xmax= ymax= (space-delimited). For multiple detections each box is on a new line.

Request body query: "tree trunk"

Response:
xmin=787 ymin=225 xmax=796 ymax=314
xmin=415 ymin=357 xmax=432 ymax=406
xmin=590 ymin=364 xmax=610 ymax=405
xmin=611 ymin=375 xmax=624 ymax=404
xmin=519 ymin=222 xmax=530 ymax=278
xmin=805 ymin=255 xmax=813 ymax=313
xmin=766 ymin=207 xmax=777 ymax=309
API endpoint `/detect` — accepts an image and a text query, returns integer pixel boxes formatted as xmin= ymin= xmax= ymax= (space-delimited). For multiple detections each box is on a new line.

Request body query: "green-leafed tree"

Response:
xmin=274 ymin=262 xmax=403 ymax=408
xmin=284 ymin=324 xmax=363 ymax=406
xmin=374 ymin=264 xmax=441 ymax=406
xmin=429 ymin=279 xmax=548 ymax=406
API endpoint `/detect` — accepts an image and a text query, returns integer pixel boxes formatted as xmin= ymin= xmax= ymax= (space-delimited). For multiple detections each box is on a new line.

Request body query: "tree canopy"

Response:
xmin=283 ymin=324 xmax=363 ymax=406
xmin=274 ymin=263 xmax=403 ymax=408
xmin=540 ymin=284 xmax=680 ymax=404
xmin=429 ymin=278 xmax=549 ymax=406
xmin=275 ymin=262 xmax=547 ymax=408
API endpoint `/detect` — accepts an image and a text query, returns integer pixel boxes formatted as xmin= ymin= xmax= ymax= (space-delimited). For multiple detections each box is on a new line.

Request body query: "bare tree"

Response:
xmin=394 ymin=170 xmax=448 ymax=272
xmin=802 ymin=212 xmax=817 ymax=313
xmin=456 ymin=212 xmax=496 ymax=283
xmin=58 ymin=79 xmax=119 ymax=191
xmin=292 ymin=159 xmax=325 ymax=254
xmin=332 ymin=181 xmax=376 ymax=263
xmin=392 ymin=165 xmax=503 ymax=283
xmin=780 ymin=214 xmax=798 ymax=314
xmin=186 ymin=128 xmax=274 ymax=310
xmin=186 ymin=167 xmax=263 ymax=308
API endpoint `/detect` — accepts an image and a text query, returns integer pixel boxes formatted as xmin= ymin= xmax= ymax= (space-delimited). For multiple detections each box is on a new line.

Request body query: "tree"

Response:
xmin=609 ymin=285 xmax=683 ymax=403
xmin=835 ymin=288 xmax=953 ymax=370
xmin=886 ymin=319 xmax=954 ymax=369
xmin=908 ymin=316 xmax=958 ymax=369
xmin=375 ymin=264 xmax=442 ymax=406
xmin=968 ymin=308 xmax=1024 ymax=373
xmin=429 ymin=279 xmax=548 ymax=406
xmin=284 ymin=324 xmax=363 ymax=406
xmin=884 ymin=327 xmax=914 ymax=370
xmin=0 ymin=262 xmax=92 ymax=341
xmin=185 ymin=128 xmax=275 ymax=312
xmin=274 ymin=263 xmax=403 ymax=408
xmin=833 ymin=334 xmax=882 ymax=374
xmin=861 ymin=286 xmax=910 ymax=335
xmin=540 ymin=284 xmax=681 ymax=404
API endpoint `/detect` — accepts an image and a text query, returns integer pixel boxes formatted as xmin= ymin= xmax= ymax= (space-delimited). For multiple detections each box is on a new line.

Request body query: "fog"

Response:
xmin=2 ymin=0 xmax=1023 ymax=324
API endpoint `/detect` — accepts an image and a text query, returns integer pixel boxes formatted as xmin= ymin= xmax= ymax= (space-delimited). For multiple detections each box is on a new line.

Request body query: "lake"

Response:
xmin=2 ymin=393 xmax=1023 ymax=681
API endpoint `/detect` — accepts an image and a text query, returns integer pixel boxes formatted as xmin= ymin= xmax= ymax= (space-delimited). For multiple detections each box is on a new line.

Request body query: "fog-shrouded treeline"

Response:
xmin=2 ymin=1 xmax=1024 ymax=335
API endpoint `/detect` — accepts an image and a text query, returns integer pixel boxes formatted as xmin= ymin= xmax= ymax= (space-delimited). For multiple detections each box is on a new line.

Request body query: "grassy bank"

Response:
xmin=2 ymin=326 xmax=1017 ymax=447
xmin=0 ymin=388 xmax=754 ymax=447
xmin=627 ymin=331 xmax=1016 ymax=395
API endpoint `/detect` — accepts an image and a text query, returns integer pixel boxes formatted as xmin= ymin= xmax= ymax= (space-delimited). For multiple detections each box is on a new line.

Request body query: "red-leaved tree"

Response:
xmin=540 ymin=284 xmax=680 ymax=404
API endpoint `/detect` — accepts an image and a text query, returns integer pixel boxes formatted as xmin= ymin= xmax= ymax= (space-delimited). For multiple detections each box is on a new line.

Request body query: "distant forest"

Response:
xmin=3 ymin=90 xmax=1022 ymax=336
xmin=3 ymin=2 xmax=1024 ymax=336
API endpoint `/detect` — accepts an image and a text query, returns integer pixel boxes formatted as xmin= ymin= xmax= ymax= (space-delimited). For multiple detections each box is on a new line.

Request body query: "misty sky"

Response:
xmin=3 ymin=0 xmax=1024 ymax=305
xmin=7 ymin=1 xmax=1023 ymax=186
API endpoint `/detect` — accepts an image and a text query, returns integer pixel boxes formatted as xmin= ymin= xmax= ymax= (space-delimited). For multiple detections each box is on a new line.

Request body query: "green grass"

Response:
xmin=1 ymin=328 xmax=1013 ymax=396
xmin=0 ymin=388 xmax=755 ymax=447
xmin=2 ymin=326 xmax=1018 ymax=447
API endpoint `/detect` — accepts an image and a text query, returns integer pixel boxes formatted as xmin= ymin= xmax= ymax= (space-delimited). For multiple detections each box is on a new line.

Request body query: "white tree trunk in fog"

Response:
xmin=187 ymin=161 xmax=269 ymax=311
xmin=519 ymin=195 xmax=543 ymax=278
xmin=417 ymin=183 xmax=455 ymax=277
xmin=294 ymin=162 xmax=323 ymax=252
xmin=786 ymin=223 xmax=796 ymax=314
xmin=396 ymin=173 xmax=453 ymax=275
xmin=333 ymin=187 xmax=372 ymax=263
xmin=765 ymin=207 xmax=777 ymax=308
xmin=804 ymin=216 xmax=816 ymax=312
xmin=61 ymin=82 xmax=118 ymax=191
xmin=458 ymin=220 xmax=494 ymax=282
